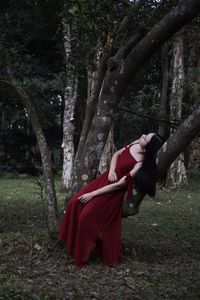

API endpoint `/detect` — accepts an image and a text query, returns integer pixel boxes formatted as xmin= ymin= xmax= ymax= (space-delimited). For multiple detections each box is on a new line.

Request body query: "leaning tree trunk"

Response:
xmin=168 ymin=33 xmax=188 ymax=188
xmin=61 ymin=17 xmax=78 ymax=189
xmin=123 ymin=104 xmax=200 ymax=217
xmin=72 ymin=0 xmax=200 ymax=193
xmin=4 ymin=55 xmax=58 ymax=234
xmin=157 ymin=104 xmax=200 ymax=179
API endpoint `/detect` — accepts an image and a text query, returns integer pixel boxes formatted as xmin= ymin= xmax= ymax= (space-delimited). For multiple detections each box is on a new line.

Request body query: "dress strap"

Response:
xmin=136 ymin=160 xmax=143 ymax=163
xmin=127 ymin=142 xmax=139 ymax=149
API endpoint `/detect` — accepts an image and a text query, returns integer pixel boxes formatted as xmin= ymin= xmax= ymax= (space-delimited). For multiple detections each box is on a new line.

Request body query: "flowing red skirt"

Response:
xmin=58 ymin=170 xmax=127 ymax=267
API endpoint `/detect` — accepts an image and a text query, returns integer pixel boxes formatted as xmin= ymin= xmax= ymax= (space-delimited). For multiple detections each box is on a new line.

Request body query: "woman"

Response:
xmin=58 ymin=133 xmax=164 ymax=267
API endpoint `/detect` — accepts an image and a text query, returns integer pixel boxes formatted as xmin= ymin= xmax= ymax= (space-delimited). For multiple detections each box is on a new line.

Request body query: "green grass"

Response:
xmin=0 ymin=176 xmax=200 ymax=299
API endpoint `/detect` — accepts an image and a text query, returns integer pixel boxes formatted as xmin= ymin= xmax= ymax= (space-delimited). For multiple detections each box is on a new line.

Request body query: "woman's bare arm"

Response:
xmin=79 ymin=162 xmax=142 ymax=204
xmin=78 ymin=178 xmax=125 ymax=203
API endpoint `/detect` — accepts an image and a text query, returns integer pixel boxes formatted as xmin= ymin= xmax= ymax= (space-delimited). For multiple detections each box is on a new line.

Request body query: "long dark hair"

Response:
xmin=134 ymin=134 xmax=165 ymax=197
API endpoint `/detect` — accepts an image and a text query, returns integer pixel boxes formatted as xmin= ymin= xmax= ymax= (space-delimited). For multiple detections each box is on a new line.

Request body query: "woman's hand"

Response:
xmin=108 ymin=170 xmax=118 ymax=182
xmin=78 ymin=192 xmax=94 ymax=204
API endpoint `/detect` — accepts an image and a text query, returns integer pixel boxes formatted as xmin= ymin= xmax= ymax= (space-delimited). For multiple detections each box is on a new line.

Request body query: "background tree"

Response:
xmin=168 ymin=32 xmax=188 ymax=187
xmin=0 ymin=0 xmax=64 ymax=233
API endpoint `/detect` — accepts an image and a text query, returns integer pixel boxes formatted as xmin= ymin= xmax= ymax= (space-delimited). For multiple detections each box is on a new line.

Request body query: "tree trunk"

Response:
xmin=123 ymin=103 xmax=200 ymax=217
xmin=5 ymin=58 xmax=58 ymax=234
xmin=73 ymin=0 xmax=200 ymax=192
xmin=98 ymin=124 xmax=115 ymax=175
xmin=61 ymin=19 xmax=78 ymax=189
xmin=186 ymin=27 xmax=200 ymax=171
xmin=75 ymin=34 xmax=113 ymax=160
xmin=72 ymin=36 xmax=113 ymax=192
xmin=157 ymin=104 xmax=200 ymax=179
xmin=168 ymin=33 xmax=188 ymax=188
xmin=62 ymin=77 xmax=77 ymax=189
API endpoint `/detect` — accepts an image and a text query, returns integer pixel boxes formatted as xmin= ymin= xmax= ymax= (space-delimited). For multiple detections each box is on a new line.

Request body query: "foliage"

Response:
xmin=65 ymin=0 xmax=129 ymax=69
xmin=0 ymin=0 xmax=64 ymax=111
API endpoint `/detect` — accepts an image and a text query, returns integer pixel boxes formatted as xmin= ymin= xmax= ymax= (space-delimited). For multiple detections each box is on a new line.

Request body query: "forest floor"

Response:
xmin=0 ymin=175 xmax=200 ymax=300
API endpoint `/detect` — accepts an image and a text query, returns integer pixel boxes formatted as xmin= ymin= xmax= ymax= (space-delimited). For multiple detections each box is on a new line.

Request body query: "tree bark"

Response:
xmin=62 ymin=77 xmax=77 ymax=189
xmin=72 ymin=35 xmax=113 ymax=192
xmin=75 ymin=34 xmax=113 ymax=160
xmin=168 ymin=33 xmax=188 ymax=188
xmin=186 ymin=26 xmax=200 ymax=171
xmin=98 ymin=124 xmax=115 ymax=175
xmin=62 ymin=19 xmax=77 ymax=189
xmin=157 ymin=104 xmax=200 ymax=179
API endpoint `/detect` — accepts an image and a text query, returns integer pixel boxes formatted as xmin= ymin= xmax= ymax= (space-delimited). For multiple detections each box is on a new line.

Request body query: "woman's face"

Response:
xmin=139 ymin=133 xmax=155 ymax=148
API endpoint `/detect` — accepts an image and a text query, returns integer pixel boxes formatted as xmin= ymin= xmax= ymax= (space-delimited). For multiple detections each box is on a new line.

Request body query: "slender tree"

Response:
xmin=2 ymin=50 xmax=58 ymax=233
xmin=61 ymin=8 xmax=78 ymax=189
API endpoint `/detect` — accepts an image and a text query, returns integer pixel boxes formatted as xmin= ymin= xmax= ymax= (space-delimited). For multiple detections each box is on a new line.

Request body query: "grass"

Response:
xmin=0 ymin=176 xmax=200 ymax=299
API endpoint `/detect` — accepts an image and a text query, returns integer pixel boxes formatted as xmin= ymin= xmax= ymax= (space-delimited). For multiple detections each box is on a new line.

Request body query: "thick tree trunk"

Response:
xmin=75 ymin=35 xmax=113 ymax=160
xmin=98 ymin=124 xmax=115 ymax=175
xmin=73 ymin=0 xmax=200 ymax=192
xmin=61 ymin=19 xmax=78 ymax=189
xmin=72 ymin=36 xmax=113 ymax=192
xmin=5 ymin=60 xmax=58 ymax=234
xmin=168 ymin=34 xmax=188 ymax=188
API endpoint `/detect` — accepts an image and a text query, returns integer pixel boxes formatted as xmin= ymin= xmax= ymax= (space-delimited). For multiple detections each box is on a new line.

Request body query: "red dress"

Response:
xmin=58 ymin=144 xmax=137 ymax=267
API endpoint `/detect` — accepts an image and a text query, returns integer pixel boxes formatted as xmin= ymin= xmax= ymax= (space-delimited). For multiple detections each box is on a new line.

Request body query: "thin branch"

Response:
xmin=0 ymin=79 xmax=12 ymax=86
xmin=118 ymin=105 xmax=179 ymax=127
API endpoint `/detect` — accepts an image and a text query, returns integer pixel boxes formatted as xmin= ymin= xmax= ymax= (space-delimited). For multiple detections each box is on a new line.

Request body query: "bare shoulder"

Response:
xmin=115 ymin=147 xmax=126 ymax=155
xmin=117 ymin=139 xmax=139 ymax=155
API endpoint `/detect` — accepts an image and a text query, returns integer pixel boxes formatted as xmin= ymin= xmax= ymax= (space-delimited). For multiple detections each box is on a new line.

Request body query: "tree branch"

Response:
xmin=157 ymin=104 xmax=200 ymax=178
xmin=118 ymin=105 xmax=179 ymax=127
xmin=116 ymin=0 xmax=200 ymax=98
